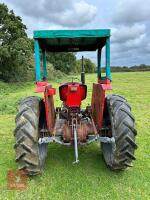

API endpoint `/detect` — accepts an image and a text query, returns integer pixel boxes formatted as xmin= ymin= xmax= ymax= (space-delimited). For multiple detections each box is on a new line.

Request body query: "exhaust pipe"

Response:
xmin=81 ymin=56 xmax=85 ymax=84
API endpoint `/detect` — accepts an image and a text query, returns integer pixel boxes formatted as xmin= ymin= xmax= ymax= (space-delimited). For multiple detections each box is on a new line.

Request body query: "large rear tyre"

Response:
xmin=101 ymin=94 xmax=138 ymax=170
xmin=14 ymin=96 xmax=48 ymax=175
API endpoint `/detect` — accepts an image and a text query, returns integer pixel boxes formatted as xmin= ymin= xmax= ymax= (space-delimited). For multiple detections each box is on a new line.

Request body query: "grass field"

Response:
xmin=0 ymin=72 xmax=150 ymax=200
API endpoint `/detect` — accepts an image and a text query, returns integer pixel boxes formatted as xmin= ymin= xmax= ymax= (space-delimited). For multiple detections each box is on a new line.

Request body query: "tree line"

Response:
xmin=102 ymin=64 xmax=150 ymax=73
xmin=0 ymin=3 xmax=150 ymax=82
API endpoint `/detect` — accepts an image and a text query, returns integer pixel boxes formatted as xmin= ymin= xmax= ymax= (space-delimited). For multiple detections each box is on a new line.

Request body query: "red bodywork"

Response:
xmin=91 ymin=79 xmax=112 ymax=129
xmin=36 ymin=79 xmax=111 ymax=133
xmin=59 ymin=82 xmax=87 ymax=107
xmin=36 ymin=81 xmax=56 ymax=131
xmin=36 ymin=81 xmax=49 ymax=92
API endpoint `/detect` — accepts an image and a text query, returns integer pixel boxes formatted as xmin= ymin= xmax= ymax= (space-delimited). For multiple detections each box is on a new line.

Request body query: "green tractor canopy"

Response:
xmin=33 ymin=29 xmax=111 ymax=81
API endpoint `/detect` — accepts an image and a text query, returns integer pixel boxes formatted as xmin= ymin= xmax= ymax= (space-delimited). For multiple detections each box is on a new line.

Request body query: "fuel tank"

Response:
xmin=59 ymin=82 xmax=87 ymax=107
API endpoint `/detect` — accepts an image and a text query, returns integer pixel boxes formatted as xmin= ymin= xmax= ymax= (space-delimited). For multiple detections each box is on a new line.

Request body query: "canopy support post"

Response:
xmin=42 ymin=50 xmax=47 ymax=80
xmin=97 ymin=48 xmax=101 ymax=80
xmin=34 ymin=39 xmax=41 ymax=82
xmin=105 ymin=37 xmax=111 ymax=80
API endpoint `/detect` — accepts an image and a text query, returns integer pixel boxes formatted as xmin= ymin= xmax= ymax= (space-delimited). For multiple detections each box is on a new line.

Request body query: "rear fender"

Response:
xmin=91 ymin=79 xmax=112 ymax=130
xmin=36 ymin=81 xmax=56 ymax=133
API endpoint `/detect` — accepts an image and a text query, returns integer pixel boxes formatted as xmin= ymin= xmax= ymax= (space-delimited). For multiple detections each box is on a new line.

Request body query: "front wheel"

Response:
xmin=101 ymin=94 xmax=138 ymax=170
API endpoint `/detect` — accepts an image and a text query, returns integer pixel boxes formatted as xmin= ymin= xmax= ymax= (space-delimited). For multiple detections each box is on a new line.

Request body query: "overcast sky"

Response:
xmin=2 ymin=0 xmax=150 ymax=66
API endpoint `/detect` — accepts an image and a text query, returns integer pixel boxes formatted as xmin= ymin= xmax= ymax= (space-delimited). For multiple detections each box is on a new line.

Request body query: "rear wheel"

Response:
xmin=101 ymin=94 xmax=138 ymax=170
xmin=14 ymin=96 xmax=48 ymax=175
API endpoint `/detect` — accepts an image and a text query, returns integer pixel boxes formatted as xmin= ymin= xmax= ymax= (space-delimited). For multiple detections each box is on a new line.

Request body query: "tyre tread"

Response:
xmin=14 ymin=96 xmax=47 ymax=175
xmin=102 ymin=94 xmax=137 ymax=170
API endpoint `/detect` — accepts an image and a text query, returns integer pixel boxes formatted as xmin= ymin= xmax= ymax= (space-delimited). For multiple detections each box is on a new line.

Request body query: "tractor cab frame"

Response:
xmin=33 ymin=29 xmax=112 ymax=163
xmin=34 ymin=29 xmax=111 ymax=82
xmin=34 ymin=29 xmax=112 ymax=132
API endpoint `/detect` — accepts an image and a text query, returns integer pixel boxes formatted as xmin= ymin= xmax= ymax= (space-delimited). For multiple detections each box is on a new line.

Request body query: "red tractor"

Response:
xmin=14 ymin=29 xmax=137 ymax=175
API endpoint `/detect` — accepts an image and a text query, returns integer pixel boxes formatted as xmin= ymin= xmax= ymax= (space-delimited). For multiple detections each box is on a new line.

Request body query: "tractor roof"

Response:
xmin=33 ymin=29 xmax=110 ymax=52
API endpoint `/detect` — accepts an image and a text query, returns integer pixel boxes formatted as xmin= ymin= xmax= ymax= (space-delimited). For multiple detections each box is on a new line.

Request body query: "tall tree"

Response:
xmin=0 ymin=3 xmax=32 ymax=82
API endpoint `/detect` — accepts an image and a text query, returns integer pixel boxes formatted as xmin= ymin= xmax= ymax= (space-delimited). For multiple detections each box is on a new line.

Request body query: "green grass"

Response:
xmin=0 ymin=72 xmax=150 ymax=200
